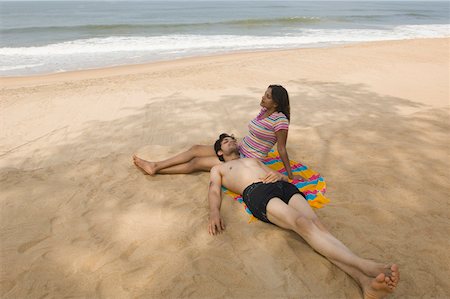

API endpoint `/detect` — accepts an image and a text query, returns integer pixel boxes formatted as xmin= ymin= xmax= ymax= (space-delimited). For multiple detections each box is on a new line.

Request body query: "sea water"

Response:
xmin=1 ymin=1 xmax=449 ymax=76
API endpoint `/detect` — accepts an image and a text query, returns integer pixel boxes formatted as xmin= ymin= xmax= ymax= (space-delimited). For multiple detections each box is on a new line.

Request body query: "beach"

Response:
xmin=1 ymin=37 xmax=449 ymax=298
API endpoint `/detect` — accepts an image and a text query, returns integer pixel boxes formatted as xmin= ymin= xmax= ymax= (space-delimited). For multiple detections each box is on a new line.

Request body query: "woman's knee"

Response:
xmin=189 ymin=144 xmax=203 ymax=155
xmin=189 ymin=144 xmax=214 ymax=157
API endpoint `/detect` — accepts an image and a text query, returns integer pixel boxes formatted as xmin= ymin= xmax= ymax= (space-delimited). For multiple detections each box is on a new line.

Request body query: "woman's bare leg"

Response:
xmin=133 ymin=155 xmax=221 ymax=175
xmin=133 ymin=145 xmax=216 ymax=175
xmin=157 ymin=156 xmax=221 ymax=174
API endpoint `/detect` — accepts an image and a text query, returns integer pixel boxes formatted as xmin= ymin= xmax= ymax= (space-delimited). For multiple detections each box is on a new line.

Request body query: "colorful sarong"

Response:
xmin=223 ymin=149 xmax=330 ymax=222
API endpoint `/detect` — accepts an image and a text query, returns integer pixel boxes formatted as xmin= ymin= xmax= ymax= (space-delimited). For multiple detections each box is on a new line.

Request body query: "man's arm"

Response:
xmin=208 ymin=165 xmax=226 ymax=235
xmin=258 ymin=159 xmax=289 ymax=183
xmin=261 ymin=169 xmax=289 ymax=183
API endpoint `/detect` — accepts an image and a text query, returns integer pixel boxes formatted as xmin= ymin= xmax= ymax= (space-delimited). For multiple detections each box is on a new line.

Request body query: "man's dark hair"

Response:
xmin=214 ymin=133 xmax=234 ymax=162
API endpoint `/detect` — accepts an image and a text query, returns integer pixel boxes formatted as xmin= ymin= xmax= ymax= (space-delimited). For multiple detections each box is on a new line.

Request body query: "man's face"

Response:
xmin=220 ymin=136 xmax=237 ymax=154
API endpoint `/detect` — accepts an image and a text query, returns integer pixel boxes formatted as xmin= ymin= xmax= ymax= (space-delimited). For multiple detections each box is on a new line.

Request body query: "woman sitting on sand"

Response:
xmin=133 ymin=84 xmax=301 ymax=180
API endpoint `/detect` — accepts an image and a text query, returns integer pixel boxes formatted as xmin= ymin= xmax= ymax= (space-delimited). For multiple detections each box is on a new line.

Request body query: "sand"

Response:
xmin=1 ymin=38 xmax=449 ymax=298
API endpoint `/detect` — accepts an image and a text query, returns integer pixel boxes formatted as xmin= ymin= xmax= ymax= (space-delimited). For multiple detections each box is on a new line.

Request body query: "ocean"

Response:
xmin=1 ymin=1 xmax=449 ymax=76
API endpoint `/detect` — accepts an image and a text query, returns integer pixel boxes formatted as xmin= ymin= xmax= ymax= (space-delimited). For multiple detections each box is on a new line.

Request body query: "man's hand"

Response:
xmin=208 ymin=211 xmax=225 ymax=235
xmin=261 ymin=171 xmax=286 ymax=183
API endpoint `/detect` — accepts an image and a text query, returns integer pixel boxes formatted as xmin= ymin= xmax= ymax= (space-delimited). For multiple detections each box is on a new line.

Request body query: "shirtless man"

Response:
xmin=207 ymin=133 xmax=400 ymax=299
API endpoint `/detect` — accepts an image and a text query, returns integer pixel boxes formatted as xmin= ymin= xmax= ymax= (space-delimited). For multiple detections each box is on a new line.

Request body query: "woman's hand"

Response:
xmin=290 ymin=174 xmax=305 ymax=181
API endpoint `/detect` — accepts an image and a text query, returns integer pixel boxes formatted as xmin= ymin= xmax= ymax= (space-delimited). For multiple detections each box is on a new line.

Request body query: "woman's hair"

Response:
xmin=269 ymin=84 xmax=290 ymax=121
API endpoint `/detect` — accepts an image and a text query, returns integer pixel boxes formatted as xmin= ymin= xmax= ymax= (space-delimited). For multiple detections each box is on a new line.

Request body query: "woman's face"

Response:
xmin=260 ymin=87 xmax=277 ymax=110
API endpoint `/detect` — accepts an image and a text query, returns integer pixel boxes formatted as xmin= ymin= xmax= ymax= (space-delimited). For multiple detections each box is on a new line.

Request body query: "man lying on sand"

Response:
xmin=206 ymin=133 xmax=400 ymax=299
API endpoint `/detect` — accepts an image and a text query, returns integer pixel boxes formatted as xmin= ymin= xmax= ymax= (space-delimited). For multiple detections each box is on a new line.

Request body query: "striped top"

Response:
xmin=239 ymin=107 xmax=289 ymax=159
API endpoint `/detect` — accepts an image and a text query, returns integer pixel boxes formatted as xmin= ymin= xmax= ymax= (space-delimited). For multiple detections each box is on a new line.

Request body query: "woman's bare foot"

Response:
xmin=363 ymin=270 xmax=399 ymax=299
xmin=388 ymin=264 xmax=400 ymax=288
xmin=133 ymin=155 xmax=157 ymax=175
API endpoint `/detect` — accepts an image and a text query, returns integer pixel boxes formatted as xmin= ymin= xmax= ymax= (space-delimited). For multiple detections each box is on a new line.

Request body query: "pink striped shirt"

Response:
xmin=239 ymin=107 xmax=289 ymax=159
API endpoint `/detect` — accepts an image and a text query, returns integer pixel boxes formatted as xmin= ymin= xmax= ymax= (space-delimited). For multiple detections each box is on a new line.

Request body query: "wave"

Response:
xmin=225 ymin=16 xmax=321 ymax=26
xmin=339 ymin=12 xmax=438 ymax=21
xmin=404 ymin=13 xmax=433 ymax=18
xmin=0 ymin=63 xmax=44 ymax=71
xmin=1 ymin=24 xmax=448 ymax=76
xmin=3 ymin=12 xmax=442 ymax=37
xmin=2 ymin=24 xmax=448 ymax=55
xmin=1 ymin=16 xmax=322 ymax=35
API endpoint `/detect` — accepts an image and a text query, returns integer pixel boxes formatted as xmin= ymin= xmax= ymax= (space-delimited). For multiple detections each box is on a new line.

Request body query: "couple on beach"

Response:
xmin=133 ymin=85 xmax=400 ymax=299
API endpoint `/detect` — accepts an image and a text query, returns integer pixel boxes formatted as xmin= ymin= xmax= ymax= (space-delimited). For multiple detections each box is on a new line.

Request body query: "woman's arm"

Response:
xmin=275 ymin=129 xmax=295 ymax=179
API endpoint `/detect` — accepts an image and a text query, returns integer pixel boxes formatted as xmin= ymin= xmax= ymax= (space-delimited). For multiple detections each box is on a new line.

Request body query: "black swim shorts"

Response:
xmin=242 ymin=181 xmax=305 ymax=223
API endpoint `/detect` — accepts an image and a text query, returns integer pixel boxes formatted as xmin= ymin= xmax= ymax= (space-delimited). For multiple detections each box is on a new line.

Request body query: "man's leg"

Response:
xmin=266 ymin=196 xmax=399 ymax=298
xmin=276 ymin=194 xmax=395 ymax=279
xmin=133 ymin=145 xmax=216 ymax=175
xmin=330 ymin=259 xmax=397 ymax=299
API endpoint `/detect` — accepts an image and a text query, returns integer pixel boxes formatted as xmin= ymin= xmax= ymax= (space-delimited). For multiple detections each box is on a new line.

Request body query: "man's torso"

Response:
xmin=219 ymin=158 xmax=269 ymax=194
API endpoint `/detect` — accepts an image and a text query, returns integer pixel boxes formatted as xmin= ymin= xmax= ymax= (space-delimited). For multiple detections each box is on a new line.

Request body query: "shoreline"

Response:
xmin=0 ymin=41 xmax=347 ymax=79
xmin=1 ymin=37 xmax=448 ymax=90
xmin=1 ymin=37 xmax=448 ymax=109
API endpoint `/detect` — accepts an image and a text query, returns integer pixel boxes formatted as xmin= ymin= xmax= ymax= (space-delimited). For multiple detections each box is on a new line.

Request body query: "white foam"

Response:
xmin=1 ymin=24 xmax=448 ymax=76
xmin=0 ymin=63 xmax=44 ymax=71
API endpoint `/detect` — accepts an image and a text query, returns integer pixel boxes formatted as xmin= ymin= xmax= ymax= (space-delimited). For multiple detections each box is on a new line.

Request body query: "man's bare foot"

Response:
xmin=363 ymin=271 xmax=398 ymax=299
xmin=132 ymin=155 xmax=157 ymax=175
xmin=364 ymin=261 xmax=396 ymax=279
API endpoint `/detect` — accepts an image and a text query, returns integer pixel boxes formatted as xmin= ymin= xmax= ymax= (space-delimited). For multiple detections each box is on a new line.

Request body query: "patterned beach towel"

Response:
xmin=223 ymin=149 xmax=330 ymax=222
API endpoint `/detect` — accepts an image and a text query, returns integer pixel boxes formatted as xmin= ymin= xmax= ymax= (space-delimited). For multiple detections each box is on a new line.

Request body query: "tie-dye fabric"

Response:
xmin=223 ymin=150 xmax=330 ymax=222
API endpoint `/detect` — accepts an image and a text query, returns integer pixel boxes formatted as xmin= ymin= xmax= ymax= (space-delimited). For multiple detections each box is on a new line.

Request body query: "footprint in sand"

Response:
xmin=17 ymin=235 xmax=50 ymax=253
xmin=119 ymin=241 xmax=140 ymax=261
